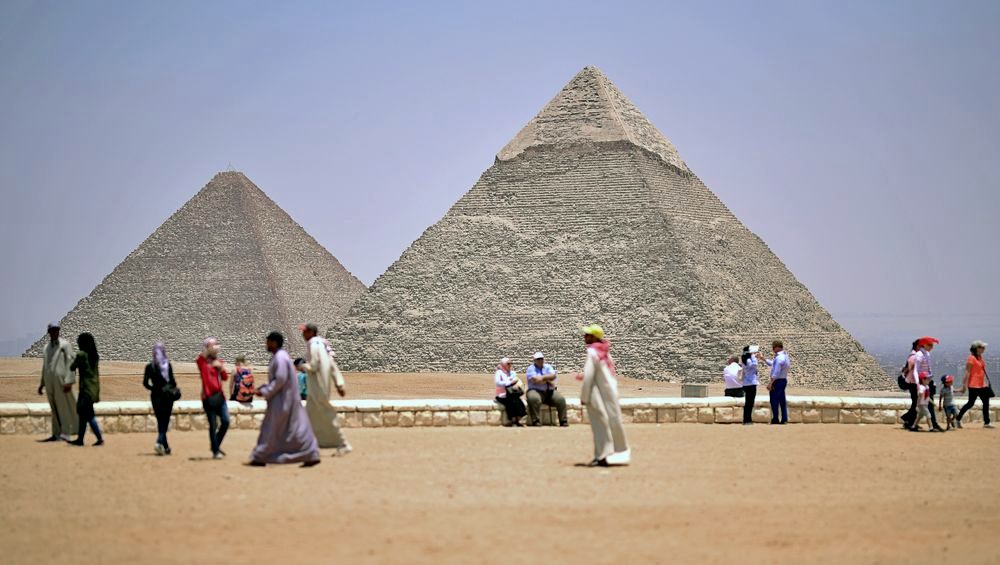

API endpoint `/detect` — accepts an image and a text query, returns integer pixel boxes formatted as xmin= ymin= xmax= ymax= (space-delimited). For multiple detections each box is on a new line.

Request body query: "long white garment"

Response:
xmin=303 ymin=336 xmax=348 ymax=449
xmin=40 ymin=338 xmax=77 ymax=438
xmin=580 ymin=349 xmax=628 ymax=462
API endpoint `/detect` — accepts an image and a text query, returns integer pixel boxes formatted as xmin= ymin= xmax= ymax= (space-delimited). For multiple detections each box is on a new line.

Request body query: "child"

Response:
xmin=911 ymin=372 xmax=932 ymax=432
xmin=939 ymin=375 xmax=959 ymax=430
xmin=230 ymin=355 xmax=255 ymax=405
xmin=295 ymin=358 xmax=308 ymax=401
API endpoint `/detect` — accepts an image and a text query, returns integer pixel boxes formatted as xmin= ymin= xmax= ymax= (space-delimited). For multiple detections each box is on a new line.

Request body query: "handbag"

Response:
xmin=986 ymin=370 xmax=995 ymax=399
xmin=505 ymin=377 xmax=524 ymax=397
xmin=204 ymin=390 xmax=225 ymax=409
xmin=896 ymin=375 xmax=907 ymax=390
xmin=162 ymin=383 xmax=182 ymax=401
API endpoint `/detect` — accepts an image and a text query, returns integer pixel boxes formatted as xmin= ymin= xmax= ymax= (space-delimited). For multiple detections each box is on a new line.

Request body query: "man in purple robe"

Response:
xmin=248 ymin=332 xmax=321 ymax=467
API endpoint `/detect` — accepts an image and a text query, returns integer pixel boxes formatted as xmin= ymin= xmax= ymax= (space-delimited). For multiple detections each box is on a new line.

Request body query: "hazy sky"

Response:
xmin=1 ymin=0 xmax=997 ymax=352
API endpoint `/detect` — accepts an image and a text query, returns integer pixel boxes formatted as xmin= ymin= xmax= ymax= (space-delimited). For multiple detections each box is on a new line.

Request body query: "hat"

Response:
xmin=532 ymin=352 xmax=544 ymax=360
xmin=747 ymin=345 xmax=760 ymax=354
xmin=916 ymin=336 xmax=940 ymax=348
xmin=942 ymin=375 xmax=954 ymax=384
xmin=582 ymin=324 xmax=605 ymax=339
xmin=971 ymin=340 xmax=988 ymax=349
xmin=499 ymin=357 xmax=511 ymax=365
xmin=47 ymin=322 xmax=60 ymax=330
xmin=919 ymin=371 xmax=931 ymax=380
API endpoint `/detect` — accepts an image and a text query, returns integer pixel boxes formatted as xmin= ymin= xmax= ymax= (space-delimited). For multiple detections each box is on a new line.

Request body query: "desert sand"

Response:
xmin=1 ymin=425 xmax=997 ymax=564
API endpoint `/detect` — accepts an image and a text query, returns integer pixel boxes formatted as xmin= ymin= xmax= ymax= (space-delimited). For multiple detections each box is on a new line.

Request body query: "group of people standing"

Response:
xmin=722 ymin=340 xmax=791 ymax=425
xmin=900 ymin=337 xmax=992 ymax=432
xmin=37 ymin=322 xmax=104 ymax=446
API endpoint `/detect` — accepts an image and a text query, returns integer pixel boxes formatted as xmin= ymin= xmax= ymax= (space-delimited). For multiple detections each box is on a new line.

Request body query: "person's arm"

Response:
xmin=960 ymin=360 xmax=972 ymax=393
xmin=143 ymin=364 xmax=154 ymax=391
xmin=526 ymin=366 xmax=541 ymax=384
xmin=544 ymin=367 xmax=558 ymax=383
xmin=331 ymin=358 xmax=346 ymax=394
xmin=60 ymin=344 xmax=76 ymax=389
xmin=257 ymin=359 xmax=287 ymax=400
xmin=38 ymin=360 xmax=45 ymax=394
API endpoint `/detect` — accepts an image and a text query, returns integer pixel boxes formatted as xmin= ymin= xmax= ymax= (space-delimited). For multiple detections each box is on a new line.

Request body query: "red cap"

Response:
xmin=917 ymin=336 xmax=940 ymax=348
xmin=919 ymin=371 xmax=931 ymax=380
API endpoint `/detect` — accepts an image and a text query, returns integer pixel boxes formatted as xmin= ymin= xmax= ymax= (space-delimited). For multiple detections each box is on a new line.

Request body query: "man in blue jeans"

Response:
xmin=759 ymin=341 xmax=790 ymax=424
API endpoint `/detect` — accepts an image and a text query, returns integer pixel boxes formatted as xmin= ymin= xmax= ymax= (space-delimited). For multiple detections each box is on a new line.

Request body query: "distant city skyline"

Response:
xmin=1 ymin=1 xmax=997 ymax=355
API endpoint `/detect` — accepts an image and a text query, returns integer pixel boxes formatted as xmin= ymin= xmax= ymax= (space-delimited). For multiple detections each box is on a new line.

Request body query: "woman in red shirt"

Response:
xmin=197 ymin=337 xmax=230 ymax=458
xmin=957 ymin=340 xmax=992 ymax=428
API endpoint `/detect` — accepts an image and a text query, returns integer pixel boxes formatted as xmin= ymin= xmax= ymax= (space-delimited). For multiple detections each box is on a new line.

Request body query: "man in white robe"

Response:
xmin=300 ymin=323 xmax=351 ymax=455
xmin=36 ymin=323 xmax=77 ymax=441
xmin=578 ymin=324 xmax=629 ymax=467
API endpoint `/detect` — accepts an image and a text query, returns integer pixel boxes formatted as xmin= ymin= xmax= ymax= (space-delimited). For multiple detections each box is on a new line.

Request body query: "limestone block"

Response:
xmin=965 ymin=411 xmax=981 ymax=423
xmin=382 ymin=411 xmax=400 ymax=427
xmin=449 ymin=411 xmax=470 ymax=426
xmin=752 ymin=407 xmax=771 ymax=423
xmin=714 ymin=407 xmax=736 ymax=424
xmin=567 ymin=408 xmax=582 ymax=425
xmin=821 ymin=408 xmax=840 ymax=423
xmin=131 ymin=415 xmax=148 ymax=433
xmin=841 ymin=409 xmax=861 ymax=424
xmin=15 ymin=416 xmax=34 ymax=434
xmin=0 ymin=404 xmax=29 ymax=416
xmin=486 ymin=410 xmax=502 ymax=426
xmin=656 ymin=408 xmax=676 ymax=423
xmin=880 ymin=410 xmax=898 ymax=424
xmin=468 ymin=410 xmax=487 ymax=426
xmin=633 ymin=408 xmax=656 ymax=423
xmin=362 ymin=412 xmax=383 ymax=428
xmin=238 ymin=413 xmax=255 ymax=430
xmin=175 ymin=414 xmax=192 ymax=431
xmin=676 ymin=407 xmax=698 ymax=423
xmin=697 ymin=407 xmax=715 ymax=424
xmin=342 ymin=412 xmax=363 ymax=428
xmin=802 ymin=408 xmax=821 ymax=424
xmin=0 ymin=418 xmax=14 ymax=435
xmin=432 ymin=411 xmax=449 ymax=427
xmin=581 ymin=408 xmax=590 ymax=424
xmin=860 ymin=409 xmax=881 ymax=424
xmin=415 ymin=411 xmax=434 ymax=427
xmin=191 ymin=414 xmax=209 ymax=431
xmin=31 ymin=416 xmax=48 ymax=434
xmin=787 ymin=407 xmax=803 ymax=424
xmin=254 ymin=414 xmax=264 ymax=426
xmin=620 ymin=408 xmax=634 ymax=424
xmin=398 ymin=412 xmax=415 ymax=427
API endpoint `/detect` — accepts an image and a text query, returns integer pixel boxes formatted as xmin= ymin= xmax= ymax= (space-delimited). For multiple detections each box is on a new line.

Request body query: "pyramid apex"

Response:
xmin=497 ymin=68 xmax=687 ymax=171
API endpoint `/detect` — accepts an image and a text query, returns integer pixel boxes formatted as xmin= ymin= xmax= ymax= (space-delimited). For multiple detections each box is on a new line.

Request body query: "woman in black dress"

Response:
xmin=143 ymin=342 xmax=178 ymax=455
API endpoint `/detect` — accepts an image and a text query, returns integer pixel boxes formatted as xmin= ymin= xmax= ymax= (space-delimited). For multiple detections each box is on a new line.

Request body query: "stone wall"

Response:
xmin=4 ymin=397 xmax=995 ymax=434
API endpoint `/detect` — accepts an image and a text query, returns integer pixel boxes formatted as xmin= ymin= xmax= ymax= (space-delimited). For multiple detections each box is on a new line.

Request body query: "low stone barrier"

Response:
xmin=1 ymin=397 xmax=996 ymax=435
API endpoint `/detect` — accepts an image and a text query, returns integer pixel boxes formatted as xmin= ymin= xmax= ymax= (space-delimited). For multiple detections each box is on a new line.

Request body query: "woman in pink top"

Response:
xmin=957 ymin=340 xmax=993 ymax=428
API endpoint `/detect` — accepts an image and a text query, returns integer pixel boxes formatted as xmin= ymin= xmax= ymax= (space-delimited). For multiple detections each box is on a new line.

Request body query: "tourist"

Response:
xmin=229 ymin=355 xmax=255 ymax=404
xmin=36 ymin=322 xmax=77 ymax=442
xmin=957 ymin=340 xmax=993 ymax=429
xmin=939 ymin=375 xmax=958 ymax=431
xmin=68 ymin=332 xmax=103 ymax=446
xmin=740 ymin=346 xmax=760 ymax=425
xmin=494 ymin=357 xmax=526 ymax=427
xmin=910 ymin=337 xmax=942 ymax=431
xmin=723 ymin=355 xmax=744 ymax=398
xmin=143 ymin=342 xmax=179 ymax=455
xmin=295 ymin=358 xmax=308 ymax=401
xmin=197 ymin=337 xmax=230 ymax=459
xmin=758 ymin=341 xmax=790 ymax=425
xmin=525 ymin=352 xmax=568 ymax=427
xmin=300 ymin=323 xmax=352 ymax=456
xmin=911 ymin=372 xmax=933 ymax=432
xmin=248 ymin=332 xmax=321 ymax=467
xmin=900 ymin=339 xmax=920 ymax=429
xmin=579 ymin=324 xmax=629 ymax=466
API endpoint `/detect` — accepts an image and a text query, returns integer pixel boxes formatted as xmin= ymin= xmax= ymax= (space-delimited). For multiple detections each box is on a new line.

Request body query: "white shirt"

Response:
xmin=723 ymin=362 xmax=743 ymax=389
xmin=494 ymin=369 xmax=518 ymax=398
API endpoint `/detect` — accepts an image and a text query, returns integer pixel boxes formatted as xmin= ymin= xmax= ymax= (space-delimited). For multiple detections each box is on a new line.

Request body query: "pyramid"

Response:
xmin=329 ymin=66 xmax=886 ymax=389
xmin=26 ymin=171 xmax=366 ymax=364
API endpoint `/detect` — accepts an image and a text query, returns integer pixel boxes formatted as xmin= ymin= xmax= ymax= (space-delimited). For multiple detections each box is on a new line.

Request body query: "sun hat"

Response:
xmin=971 ymin=340 xmax=988 ymax=349
xmin=532 ymin=352 xmax=544 ymax=360
xmin=942 ymin=375 xmax=954 ymax=384
xmin=499 ymin=357 xmax=511 ymax=365
xmin=747 ymin=345 xmax=760 ymax=354
xmin=917 ymin=336 xmax=940 ymax=348
xmin=47 ymin=322 xmax=60 ymax=330
xmin=581 ymin=324 xmax=605 ymax=339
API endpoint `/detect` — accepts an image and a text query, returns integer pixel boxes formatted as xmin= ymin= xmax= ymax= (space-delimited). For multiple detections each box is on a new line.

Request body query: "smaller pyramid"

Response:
xmin=25 ymin=172 xmax=366 ymax=364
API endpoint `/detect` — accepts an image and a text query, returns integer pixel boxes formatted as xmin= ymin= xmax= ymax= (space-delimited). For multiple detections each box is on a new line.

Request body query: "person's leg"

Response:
xmin=585 ymin=385 xmax=612 ymax=461
xmin=525 ymin=389 xmax=542 ymax=425
xmin=928 ymin=402 xmax=941 ymax=430
xmin=978 ymin=389 xmax=991 ymax=425
xmin=958 ymin=388 xmax=977 ymax=422
xmin=152 ymin=398 xmax=168 ymax=446
xmin=74 ymin=394 xmax=89 ymax=443
xmin=769 ymin=384 xmax=779 ymax=424
xmin=592 ymin=368 xmax=627 ymax=455
xmin=203 ymin=401 xmax=219 ymax=454
xmin=903 ymin=383 xmax=918 ymax=427
xmin=551 ymin=390 xmax=568 ymax=425
xmin=742 ymin=385 xmax=756 ymax=423
xmin=88 ymin=416 xmax=103 ymax=442
xmin=777 ymin=380 xmax=788 ymax=423
xmin=216 ymin=401 xmax=230 ymax=450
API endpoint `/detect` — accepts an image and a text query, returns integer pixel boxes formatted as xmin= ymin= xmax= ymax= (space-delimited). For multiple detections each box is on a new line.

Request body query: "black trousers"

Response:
xmin=151 ymin=395 xmax=175 ymax=448
xmin=724 ymin=387 xmax=745 ymax=398
xmin=76 ymin=392 xmax=102 ymax=441
xmin=902 ymin=383 xmax=918 ymax=425
xmin=958 ymin=388 xmax=991 ymax=425
xmin=496 ymin=394 xmax=526 ymax=421
xmin=742 ymin=385 xmax=757 ymax=423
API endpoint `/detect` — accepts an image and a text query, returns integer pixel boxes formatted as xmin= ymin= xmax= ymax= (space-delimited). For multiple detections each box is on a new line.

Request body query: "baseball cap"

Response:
xmin=533 ymin=352 xmax=544 ymax=360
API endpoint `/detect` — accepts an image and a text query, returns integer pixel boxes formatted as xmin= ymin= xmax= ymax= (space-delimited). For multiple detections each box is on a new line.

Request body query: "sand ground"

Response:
xmin=0 ymin=357 xmax=898 ymax=402
xmin=1 ymin=424 xmax=997 ymax=564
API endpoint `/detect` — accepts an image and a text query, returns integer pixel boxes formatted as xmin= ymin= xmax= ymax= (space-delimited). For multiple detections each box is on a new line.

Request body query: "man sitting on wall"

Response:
xmin=525 ymin=352 xmax=568 ymax=427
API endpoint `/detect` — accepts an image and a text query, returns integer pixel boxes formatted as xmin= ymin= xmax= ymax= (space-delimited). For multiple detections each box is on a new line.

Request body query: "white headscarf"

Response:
xmin=153 ymin=342 xmax=170 ymax=380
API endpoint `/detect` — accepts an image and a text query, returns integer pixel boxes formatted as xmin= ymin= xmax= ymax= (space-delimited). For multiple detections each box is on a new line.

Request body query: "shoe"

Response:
xmin=68 ymin=438 xmax=84 ymax=446
xmin=606 ymin=449 xmax=631 ymax=466
xmin=559 ymin=421 xmax=569 ymax=427
xmin=956 ymin=419 xmax=963 ymax=429
xmin=529 ymin=421 xmax=542 ymax=427
xmin=333 ymin=444 xmax=353 ymax=457
xmin=585 ymin=458 xmax=609 ymax=467
xmin=301 ymin=460 xmax=321 ymax=468
xmin=985 ymin=423 xmax=995 ymax=429
xmin=217 ymin=449 xmax=227 ymax=457
xmin=933 ymin=426 xmax=945 ymax=432
xmin=245 ymin=460 xmax=266 ymax=467
xmin=37 ymin=436 xmax=60 ymax=443
xmin=154 ymin=443 xmax=166 ymax=456
xmin=930 ymin=428 xmax=944 ymax=433
xmin=164 ymin=447 xmax=172 ymax=455
xmin=511 ymin=420 xmax=523 ymax=427
xmin=212 ymin=452 xmax=225 ymax=460
xmin=93 ymin=439 xmax=104 ymax=446
xmin=743 ymin=422 xmax=754 ymax=426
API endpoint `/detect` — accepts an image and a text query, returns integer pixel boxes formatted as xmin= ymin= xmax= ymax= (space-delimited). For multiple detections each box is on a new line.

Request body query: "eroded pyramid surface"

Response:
xmin=26 ymin=172 xmax=366 ymax=364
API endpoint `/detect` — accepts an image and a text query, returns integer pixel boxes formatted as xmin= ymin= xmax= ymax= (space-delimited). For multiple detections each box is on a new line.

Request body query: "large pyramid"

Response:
xmin=26 ymin=171 xmax=366 ymax=364
xmin=329 ymin=66 xmax=886 ymax=389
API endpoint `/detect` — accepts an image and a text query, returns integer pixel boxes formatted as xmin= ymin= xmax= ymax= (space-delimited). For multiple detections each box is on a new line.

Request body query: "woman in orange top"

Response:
xmin=957 ymin=340 xmax=992 ymax=428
